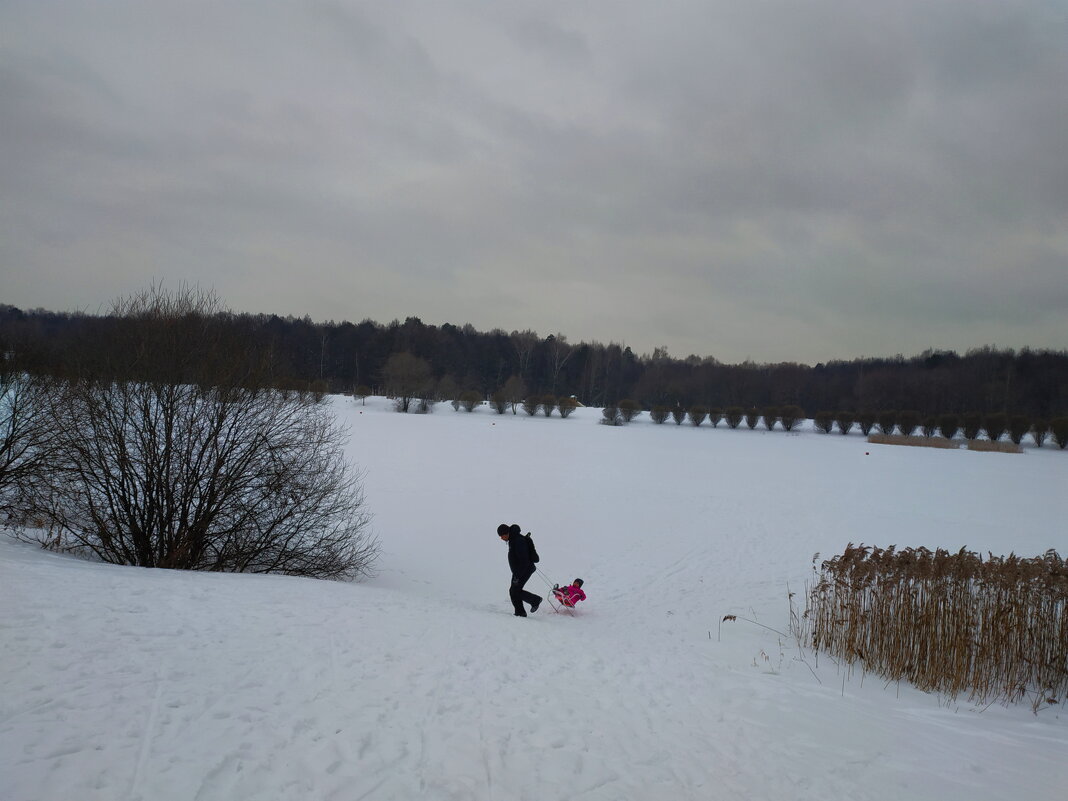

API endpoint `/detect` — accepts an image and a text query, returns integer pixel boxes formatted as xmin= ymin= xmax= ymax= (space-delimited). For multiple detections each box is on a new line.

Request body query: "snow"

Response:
xmin=2 ymin=396 xmax=1067 ymax=801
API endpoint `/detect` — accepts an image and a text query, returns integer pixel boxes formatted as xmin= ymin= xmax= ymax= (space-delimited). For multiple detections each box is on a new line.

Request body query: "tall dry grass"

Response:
xmin=799 ymin=544 xmax=1068 ymax=709
xmin=866 ymin=433 xmax=1023 ymax=453
xmin=867 ymin=433 xmax=957 ymax=449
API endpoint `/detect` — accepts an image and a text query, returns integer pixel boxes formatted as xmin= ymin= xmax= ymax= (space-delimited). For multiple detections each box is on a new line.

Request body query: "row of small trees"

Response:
xmin=598 ymin=402 xmax=1068 ymax=447
xmin=602 ymin=402 xmax=809 ymax=431
xmin=367 ymin=358 xmax=1068 ymax=448
xmin=486 ymin=393 xmax=579 ymax=417
xmin=366 ymin=355 xmax=585 ymax=419
xmin=812 ymin=410 xmax=1068 ymax=447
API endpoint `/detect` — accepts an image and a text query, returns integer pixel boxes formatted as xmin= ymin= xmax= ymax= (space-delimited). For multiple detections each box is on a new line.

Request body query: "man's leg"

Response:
xmin=509 ymin=580 xmax=527 ymax=616
xmin=514 ymin=568 xmax=541 ymax=612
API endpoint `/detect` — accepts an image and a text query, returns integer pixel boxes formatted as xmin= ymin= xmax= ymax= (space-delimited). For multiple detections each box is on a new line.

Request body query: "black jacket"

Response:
xmin=507 ymin=534 xmax=538 ymax=577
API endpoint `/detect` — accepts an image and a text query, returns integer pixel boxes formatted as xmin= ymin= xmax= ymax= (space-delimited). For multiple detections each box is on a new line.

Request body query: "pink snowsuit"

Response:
xmin=553 ymin=584 xmax=586 ymax=607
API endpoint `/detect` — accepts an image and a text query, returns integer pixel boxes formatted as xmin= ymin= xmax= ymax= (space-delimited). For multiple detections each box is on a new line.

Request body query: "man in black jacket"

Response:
xmin=498 ymin=523 xmax=542 ymax=616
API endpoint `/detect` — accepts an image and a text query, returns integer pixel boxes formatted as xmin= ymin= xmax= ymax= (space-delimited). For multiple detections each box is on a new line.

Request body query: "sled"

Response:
xmin=547 ymin=587 xmax=578 ymax=615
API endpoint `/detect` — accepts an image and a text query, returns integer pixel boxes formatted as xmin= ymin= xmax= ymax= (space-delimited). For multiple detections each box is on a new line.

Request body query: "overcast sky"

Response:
xmin=2 ymin=1 xmax=1066 ymax=364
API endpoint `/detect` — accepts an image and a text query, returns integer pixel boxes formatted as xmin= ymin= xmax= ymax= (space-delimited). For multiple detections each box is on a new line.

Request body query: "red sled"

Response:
xmin=552 ymin=588 xmax=578 ymax=607
xmin=548 ymin=584 xmax=585 ymax=615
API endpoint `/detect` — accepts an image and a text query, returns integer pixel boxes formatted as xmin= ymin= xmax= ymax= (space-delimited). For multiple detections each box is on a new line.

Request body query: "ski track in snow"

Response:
xmin=2 ymin=397 xmax=1067 ymax=800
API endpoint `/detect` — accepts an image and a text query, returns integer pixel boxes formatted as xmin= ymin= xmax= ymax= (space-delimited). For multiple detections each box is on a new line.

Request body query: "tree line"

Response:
xmin=2 ymin=303 xmax=1067 ymax=420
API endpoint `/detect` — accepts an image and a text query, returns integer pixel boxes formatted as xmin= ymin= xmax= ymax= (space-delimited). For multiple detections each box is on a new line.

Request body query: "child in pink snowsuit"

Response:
xmin=552 ymin=579 xmax=586 ymax=607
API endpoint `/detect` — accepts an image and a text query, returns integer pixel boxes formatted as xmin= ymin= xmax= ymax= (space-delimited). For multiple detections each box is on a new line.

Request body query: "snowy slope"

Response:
xmin=2 ymin=396 xmax=1066 ymax=801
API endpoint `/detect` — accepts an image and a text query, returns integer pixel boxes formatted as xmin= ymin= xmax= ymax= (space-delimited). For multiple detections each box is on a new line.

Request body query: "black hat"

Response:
xmin=573 ymin=578 xmax=584 ymax=587
xmin=497 ymin=524 xmax=510 ymax=536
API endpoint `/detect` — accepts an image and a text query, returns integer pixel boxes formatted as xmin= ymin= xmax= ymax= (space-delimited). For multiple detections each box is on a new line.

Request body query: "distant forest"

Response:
xmin=2 ymin=303 xmax=1067 ymax=419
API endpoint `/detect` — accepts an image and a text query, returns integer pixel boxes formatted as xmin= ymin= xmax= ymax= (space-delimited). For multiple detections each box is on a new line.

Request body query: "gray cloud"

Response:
xmin=2 ymin=0 xmax=1066 ymax=363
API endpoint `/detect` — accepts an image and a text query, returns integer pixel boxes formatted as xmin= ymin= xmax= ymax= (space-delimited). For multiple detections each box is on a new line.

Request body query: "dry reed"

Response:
xmin=866 ymin=434 xmax=1023 ymax=453
xmin=867 ymin=433 xmax=957 ymax=449
xmin=966 ymin=439 xmax=1024 ymax=454
xmin=798 ymin=544 xmax=1068 ymax=709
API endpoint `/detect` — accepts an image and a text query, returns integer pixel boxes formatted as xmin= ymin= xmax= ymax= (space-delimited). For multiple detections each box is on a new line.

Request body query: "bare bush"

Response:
xmin=779 ymin=405 xmax=803 ymax=432
xmin=813 ymin=411 xmax=834 ymax=434
xmin=650 ymin=405 xmax=670 ymax=424
xmin=835 ymin=412 xmax=854 ymax=435
xmin=541 ymin=395 xmax=557 ymax=417
xmin=876 ymin=410 xmax=898 ymax=435
xmin=708 ymin=408 xmax=723 ymax=428
xmin=1052 ymin=418 xmax=1068 ymax=449
xmin=458 ymin=390 xmax=481 ymax=412
xmin=601 ymin=406 xmax=622 ymax=426
xmin=745 ymin=409 xmax=760 ymax=429
xmin=1032 ymin=419 xmax=1049 ymax=447
xmin=558 ymin=397 xmax=578 ymax=418
xmin=939 ymin=413 xmax=960 ymax=440
xmin=16 ymin=286 xmax=377 ymax=580
xmin=1008 ymin=415 xmax=1031 ymax=445
xmin=671 ymin=406 xmax=686 ymax=425
xmin=897 ymin=410 xmax=921 ymax=437
xmin=617 ymin=399 xmax=641 ymax=423
xmin=856 ymin=411 xmax=876 ymax=436
xmin=688 ymin=405 xmax=707 ymax=427
xmin=415 ymin=391 xmax=436 ymax=414
xmin=762 ymin=407 xmax=780 ymax=431
xmin=961 ymin=412 xmax=983 ymax=440
xmin=725 ymin=406 xmax=744 ymax=429
xmin=984 ymin=412 xmax=1008 ymax=442
xmin=922 ymin=416 xmax=938 ymax=438
xmin=522 ymin=396 xmax=539 ymax=416
xmin=489 ymin=391 xmax=508 ymax=414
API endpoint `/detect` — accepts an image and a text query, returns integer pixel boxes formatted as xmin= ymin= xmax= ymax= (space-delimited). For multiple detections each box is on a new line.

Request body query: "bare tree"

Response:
xmin=435 ymin=374 xmax=460 ymax=405
xmin=382 ymin=352 xmax=432 ymax=413
xmin=0 ymin=369 xmax=50 ymax=520
xmin=502 ymin=375 xmax=527 ymax=415
xmin=546 ymin=333 xmax=575 ymax=394
xmin=510 ymin=330 xmax=539 ymax=382
xmin=18 ymin=286 xmax=377 ymax=580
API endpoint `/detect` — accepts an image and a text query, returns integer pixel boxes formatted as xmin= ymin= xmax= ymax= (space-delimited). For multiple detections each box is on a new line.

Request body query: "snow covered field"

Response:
xmin=3 ymin=396 xmax=1066 ymax=801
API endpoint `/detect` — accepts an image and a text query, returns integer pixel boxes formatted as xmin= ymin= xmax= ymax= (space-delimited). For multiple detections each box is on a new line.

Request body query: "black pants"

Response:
xmin=509 ymin=568 xmax=541 ymax=616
